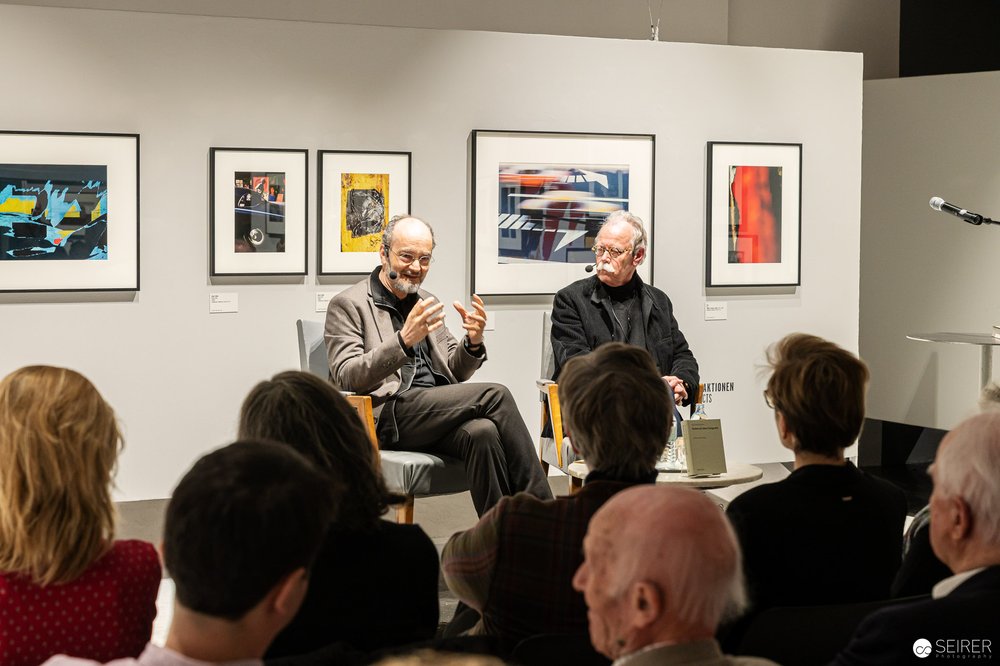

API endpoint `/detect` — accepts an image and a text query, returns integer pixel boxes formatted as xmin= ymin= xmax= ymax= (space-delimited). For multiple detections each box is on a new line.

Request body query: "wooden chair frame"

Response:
xmin=344 ymin=394 xmax=415 ymax=524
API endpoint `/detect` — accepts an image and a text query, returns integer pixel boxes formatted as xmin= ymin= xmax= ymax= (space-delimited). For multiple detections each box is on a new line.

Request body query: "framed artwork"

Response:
xmin=0 ymin=130 xmax=139 ymax=292
xmin=706 ymin=142 xmax=802 ymax=287
xmin=318 ymin=150 xmax=411 ymax=275
xmin=210 ymin=147 xmax=307 ymax=276
xmin=471 ymin=130 xmax=655 ymax=296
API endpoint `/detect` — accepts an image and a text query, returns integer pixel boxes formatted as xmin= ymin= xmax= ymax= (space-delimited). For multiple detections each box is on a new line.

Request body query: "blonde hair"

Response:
xmin=0 ymin=366 xmax=121 ymax=585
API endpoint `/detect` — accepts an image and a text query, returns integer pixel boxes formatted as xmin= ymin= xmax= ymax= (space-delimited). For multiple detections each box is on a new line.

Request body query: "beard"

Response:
xmin=392 ymin=274 xmax=421 ymax=295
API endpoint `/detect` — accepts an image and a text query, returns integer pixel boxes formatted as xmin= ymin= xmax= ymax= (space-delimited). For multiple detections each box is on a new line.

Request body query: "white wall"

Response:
xmin=0 ymin=4 xmax=863 ymax=500
xmin=861 ymin=71 xmax=1000 ymax=431
xmin=4 ymin=0 xmax=901 ymax=78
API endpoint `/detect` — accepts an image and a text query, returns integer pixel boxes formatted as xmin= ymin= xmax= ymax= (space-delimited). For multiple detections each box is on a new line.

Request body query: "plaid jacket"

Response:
xmin=442 ymin=474 xmax=653 ymax=651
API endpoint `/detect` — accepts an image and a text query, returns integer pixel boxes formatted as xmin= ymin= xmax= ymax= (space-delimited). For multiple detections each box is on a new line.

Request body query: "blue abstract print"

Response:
xmin=0 ymin=164 xmax=109 ymax=260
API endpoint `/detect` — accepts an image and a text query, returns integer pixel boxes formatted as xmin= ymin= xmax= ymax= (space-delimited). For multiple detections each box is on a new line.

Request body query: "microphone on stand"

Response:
xmin=929 ymin=196 xmax=996 ymax=226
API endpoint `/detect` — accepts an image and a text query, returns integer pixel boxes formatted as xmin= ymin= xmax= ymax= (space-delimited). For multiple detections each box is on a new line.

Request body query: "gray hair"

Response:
xmin=979 ymin=382 xmax=1000 ymax=413
xmin=558 ymin=342 xmax=670 ymax=478
xmin=601 ymin=210 xmax=648 ymax=255
xmin=381 ymin=215 xmax=436 ymax=251
xmin=934 ymin=412 xmax=1000 ymax=545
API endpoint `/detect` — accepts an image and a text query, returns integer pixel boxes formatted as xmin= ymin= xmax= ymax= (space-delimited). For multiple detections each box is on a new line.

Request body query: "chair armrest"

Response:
xmin=536 ymin=378 xmax=555 ymax=396
xmin=344 ymin=394 xmax=380 ymax=454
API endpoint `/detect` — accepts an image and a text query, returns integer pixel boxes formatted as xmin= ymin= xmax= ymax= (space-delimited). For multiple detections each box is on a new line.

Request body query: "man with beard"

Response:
xmin=324 ymin=215 xmax=552 ymax=516
xmin=551 ymin=210 xmax=698 ymax=406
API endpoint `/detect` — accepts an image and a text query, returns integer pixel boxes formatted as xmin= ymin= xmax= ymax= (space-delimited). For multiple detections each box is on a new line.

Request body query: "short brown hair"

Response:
xmin=558 ymin=342 xmax=671 ymax=477
xmin=0 ymin=366 xmax=121 ymax=585
xmin=766 ymin=333 xmax=869 ymax=457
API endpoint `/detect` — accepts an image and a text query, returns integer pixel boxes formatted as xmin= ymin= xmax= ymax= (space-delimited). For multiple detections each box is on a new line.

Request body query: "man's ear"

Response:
xmin=951 ymin=496 xmax=974 ymax=541
xmin=271 ymin=567 xmax=309 ymax=617
xmin=633 ymin=246 xmax=646 ymax=267
xmin=629 ymin=581 xmax=663 ymax=631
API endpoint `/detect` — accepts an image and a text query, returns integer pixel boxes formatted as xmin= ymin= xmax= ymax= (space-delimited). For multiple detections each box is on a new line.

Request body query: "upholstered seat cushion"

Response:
xmin=379 ymin=450 xmax=468 ymax=497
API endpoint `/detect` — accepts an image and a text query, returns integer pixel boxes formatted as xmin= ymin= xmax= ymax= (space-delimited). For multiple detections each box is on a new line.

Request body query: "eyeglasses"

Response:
xmin=592 ymin=244 xmax=632 ymax=260
xmin=389 ymin=249 xmax=433 ymax=267
xmin=763 ymin=390 xmax=777 ymax=410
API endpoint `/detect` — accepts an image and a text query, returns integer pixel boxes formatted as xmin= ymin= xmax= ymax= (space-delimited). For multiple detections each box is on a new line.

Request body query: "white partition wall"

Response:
xmin=862 ymin=72 xmax=1000 ymax=431
xmin=0 ymin=4 xmax=863 ymax=500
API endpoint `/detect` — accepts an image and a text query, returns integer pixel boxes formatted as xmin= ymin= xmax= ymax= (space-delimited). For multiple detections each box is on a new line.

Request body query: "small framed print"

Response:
xmin=471 ymin=130 xmax=655 ymax=296
xmin=210 ymin=147 xmax=307 ymax=276
xmin=0 ymin=130 xmax=139 ymax=292
xmin=706 ymin=141 xmax=802 ymax=287
xmin=318 ymin=150 xmax=411 ymax=275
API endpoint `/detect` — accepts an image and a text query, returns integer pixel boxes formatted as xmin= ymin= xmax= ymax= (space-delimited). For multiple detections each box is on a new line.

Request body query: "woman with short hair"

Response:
xmin=726 ymin=333 xmax=907 ymax=611
xmin=0 ymin=365 xmax=160 ymax=666
xmin=239 ymin=370 xmax=439 ymax=657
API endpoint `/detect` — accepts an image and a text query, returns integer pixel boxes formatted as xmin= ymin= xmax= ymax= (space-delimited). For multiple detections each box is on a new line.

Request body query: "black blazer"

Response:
xmin=265 ymin=520 xmax=440 ymax=657
xmin=550 ymin=275 xmax=699 ymax=402
xmin=831 ymin=566 xmax=1000 ymax=665
xmin=726 ymin=462 xmax=907 ymax=611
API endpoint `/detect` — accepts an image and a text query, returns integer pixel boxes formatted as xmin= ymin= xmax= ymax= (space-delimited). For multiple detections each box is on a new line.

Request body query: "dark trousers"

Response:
xmin=379 ymin=382 xmax=552 ymax=515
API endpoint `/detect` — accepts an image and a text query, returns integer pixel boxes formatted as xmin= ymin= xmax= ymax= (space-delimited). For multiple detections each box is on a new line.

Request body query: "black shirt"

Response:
xmin=369 ymin=270 xmax=448 ymax=390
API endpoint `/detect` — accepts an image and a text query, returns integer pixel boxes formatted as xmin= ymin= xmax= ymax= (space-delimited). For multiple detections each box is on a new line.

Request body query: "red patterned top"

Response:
xmin=0 ymin=540 xmax=161 ymax=666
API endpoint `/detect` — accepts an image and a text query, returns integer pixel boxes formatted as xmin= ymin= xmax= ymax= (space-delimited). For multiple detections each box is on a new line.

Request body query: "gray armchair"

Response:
xmin=296 ymin=319 xmax=469 ymax=523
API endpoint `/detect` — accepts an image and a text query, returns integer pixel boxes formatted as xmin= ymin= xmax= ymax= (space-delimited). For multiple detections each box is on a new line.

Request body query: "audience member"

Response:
xmin=0 ymin=366 xmax=160 ymax=666
xmin=441 ymin=342 xmax=671 ymax=653
xmin=726 ymin=333 xmax=906 ymax=611
xmin=239 ymin=371 xmax=439 ymax=656
xmin=833 ymin=412 xmax=1000 ymax=664
xmin=46 ymin=440 xmax=335 ymax=665
xmin=371 ymin=650 xmax=505 ymax=666
xmin=573 ymin=485 xmax=775 ymax=665
xmin=892 ymin=381 xmax=1000 ymax=598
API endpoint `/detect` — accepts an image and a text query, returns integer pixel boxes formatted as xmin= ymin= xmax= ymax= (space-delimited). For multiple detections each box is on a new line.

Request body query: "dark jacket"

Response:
xmin=550 ymin=274 xmax=699 ymax=403
xmin=726 ymin=462 xmax=907 ymax=612
xmin=831 ymin=566 xmax=1000 ymax=665
xmin=266 ymin=520 xmax=440 ymax=658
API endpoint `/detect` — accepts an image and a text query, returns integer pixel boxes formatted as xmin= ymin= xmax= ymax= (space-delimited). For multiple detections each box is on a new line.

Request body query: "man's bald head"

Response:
xmin=573 ymin=486 xmax=746 ymax=658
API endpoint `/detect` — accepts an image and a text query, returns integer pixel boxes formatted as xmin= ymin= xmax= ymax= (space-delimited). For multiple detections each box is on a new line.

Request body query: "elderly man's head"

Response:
xmin=592 ymin=211 xmax=647 ymax=288
xmin=558 ymin=342 xmax=671 ymax=478
xmin=929 ymin=412 xmax=1000 ymax=573
xmin=572 ymin=486 xmax=746 ymax=660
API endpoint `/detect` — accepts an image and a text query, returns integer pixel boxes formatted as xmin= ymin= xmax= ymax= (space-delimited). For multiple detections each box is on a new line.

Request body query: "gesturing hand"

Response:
xmin=454 ymin=294 xmax=487 ymax=346
xmin=400 ymin=297 xmax=445 ymax=349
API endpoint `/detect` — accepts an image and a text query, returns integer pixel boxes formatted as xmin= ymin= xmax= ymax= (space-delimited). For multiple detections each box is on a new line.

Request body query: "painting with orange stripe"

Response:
xmin=0 ymin=164 xmax=108 ymax=260
xmin=728 ymin=165 xmax=782 ymax=264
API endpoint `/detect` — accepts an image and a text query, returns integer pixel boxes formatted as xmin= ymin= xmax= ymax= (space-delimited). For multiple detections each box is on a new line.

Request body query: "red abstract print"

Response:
xmin=729 ymin=165 xmax=782 ymax=264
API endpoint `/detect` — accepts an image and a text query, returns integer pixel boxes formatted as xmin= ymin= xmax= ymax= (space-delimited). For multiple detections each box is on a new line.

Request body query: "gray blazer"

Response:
xmin=324 ymin=274 xmax=485 ymax=419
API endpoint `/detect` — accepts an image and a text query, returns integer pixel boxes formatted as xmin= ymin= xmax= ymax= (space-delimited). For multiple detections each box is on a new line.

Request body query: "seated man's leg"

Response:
xmin=439 ymin=417 xmax=509 ymax=515
xmin=385 ymin=383 xmax=552 ymax=513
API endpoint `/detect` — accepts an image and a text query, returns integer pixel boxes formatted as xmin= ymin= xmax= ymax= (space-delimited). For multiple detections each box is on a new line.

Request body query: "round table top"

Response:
xmin=566 ymin=461 xmax=763 ymax=489
xmin=907 ymin=332 xmax=1000 ymax=347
